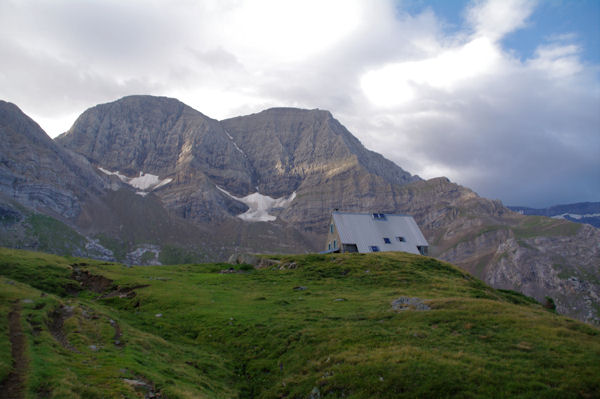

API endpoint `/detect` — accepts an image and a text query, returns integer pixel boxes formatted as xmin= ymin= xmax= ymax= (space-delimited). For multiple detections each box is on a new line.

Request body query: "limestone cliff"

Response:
xmin=56 ymin=95 xmax=254 ymax=223
xmin=222 ymin=107 xmax=419 ymax=232
xmin=389 ymin=178 xmax=600 ymax=324
xmin=0 ymin=100 xmax=110 ymax=220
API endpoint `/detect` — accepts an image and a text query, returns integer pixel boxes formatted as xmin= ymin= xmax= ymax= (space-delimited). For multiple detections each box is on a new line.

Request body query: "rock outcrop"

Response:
xmin=388 ymin=178 xmax=600 ymax=324
xmin=222 ymin=108 xmax=419 ymax=231
xmin=56 ymin=95 xmax=252 ymax=222
xmin=0 ymin=100 xmax=110 ymax=220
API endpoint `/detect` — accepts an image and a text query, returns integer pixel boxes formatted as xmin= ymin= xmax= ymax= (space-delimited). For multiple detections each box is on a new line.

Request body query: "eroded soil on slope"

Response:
xmin=0 ymin=303 xmax=28 ymax=399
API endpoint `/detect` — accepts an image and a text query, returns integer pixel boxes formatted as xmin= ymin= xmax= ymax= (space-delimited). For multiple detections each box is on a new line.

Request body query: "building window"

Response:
xmin=396 ymin=236 xmax=406 ymax=242
xmin=343 ymin=243 xmax=358 ymax=253
xmin=383 ymin=237 xmax=391 ymax=244
xmin=330 ymin=224 xmax=334 ymax=233
xmin=328 ymin=243 xmax=331 ymax=251
xmin=372 ymin=213 xmax=387 ymax=221
xmin=369 ymin=245 xmax=380 ymax=252
xmin=333 ymin=240 xmax=337 ymax=249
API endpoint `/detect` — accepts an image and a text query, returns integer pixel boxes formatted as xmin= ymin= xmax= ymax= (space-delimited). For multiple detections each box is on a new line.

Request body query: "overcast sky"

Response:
xmin=1 ymin=0 xmax=598 ymax=207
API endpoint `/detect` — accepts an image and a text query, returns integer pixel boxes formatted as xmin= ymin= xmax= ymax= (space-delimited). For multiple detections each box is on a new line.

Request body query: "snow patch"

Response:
xmin=224 ymin=130 xmax=245 ymax=155
xmin=153 ymin=177 xmax=173 ymax=190
xmin=552 ymin=213 xmax=600 ymax=220
xmin=98 ymin=167 xmax=127 ymax=181
xmin=217 ymin=186 xmax=296 ymax=222
xmin=129 ymin=173 xmax=162 ymax=190
xmin=97 ymin=167 xmax=173 ymax=195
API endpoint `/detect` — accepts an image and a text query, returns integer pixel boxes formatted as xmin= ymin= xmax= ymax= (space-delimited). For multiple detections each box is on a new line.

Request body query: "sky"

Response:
xmin=0 ymin=0 xmax=598 ymax=208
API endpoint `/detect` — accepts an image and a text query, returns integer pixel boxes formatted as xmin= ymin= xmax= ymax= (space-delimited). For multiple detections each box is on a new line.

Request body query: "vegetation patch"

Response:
xmin=95 ymin=234 xmax=128 ymax=262
xmin=158 ymin=245 xmax=203 ymax=265
xmin=0 ymin=248 xmax=599 ymax=398
xmin=140 ymin=250 xmax=156 ymax=265
xmin=512 ymin=216 xmax=582 ymax=239
xmin=25 ymin=214 xmax=86 ymax=254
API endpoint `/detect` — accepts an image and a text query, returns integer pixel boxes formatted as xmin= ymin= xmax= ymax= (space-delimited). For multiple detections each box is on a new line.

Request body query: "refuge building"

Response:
xmin=325 ymin=212 xmax=429 ymax=255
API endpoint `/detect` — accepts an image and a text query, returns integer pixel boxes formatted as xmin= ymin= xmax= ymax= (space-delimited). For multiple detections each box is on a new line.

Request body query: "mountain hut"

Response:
xmin=324 ymin=212 xmax=429 ymax=255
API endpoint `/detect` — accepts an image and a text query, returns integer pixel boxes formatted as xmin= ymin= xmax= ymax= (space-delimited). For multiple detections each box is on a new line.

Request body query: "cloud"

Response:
xmin=466 ymin=0 xmax=537 ymax=40
xmin=0 ymin=0 xmax=597 ymax=207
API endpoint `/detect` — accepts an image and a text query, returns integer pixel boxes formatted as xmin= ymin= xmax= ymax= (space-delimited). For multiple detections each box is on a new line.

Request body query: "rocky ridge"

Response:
xmin=1 ymin=95 xmax=599 ymax=324
xmin=509 ymin=202 xmax=600 ymax=228
xmin=389 ymin=178 xmax=600 ymax=324
xmin=0 ymin=100 xmax=111 ymax=220
xmin=56 ymin=95 xmax=252 ymax=222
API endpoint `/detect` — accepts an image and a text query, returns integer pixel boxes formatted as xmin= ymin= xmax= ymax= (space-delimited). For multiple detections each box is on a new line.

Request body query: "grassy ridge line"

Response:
xmin=0 ymin=248 xmax=599 ymax=398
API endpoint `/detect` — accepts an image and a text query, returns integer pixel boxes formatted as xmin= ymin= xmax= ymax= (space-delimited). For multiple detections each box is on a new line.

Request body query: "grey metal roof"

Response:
xmin=331 ymin=212 xmax=428 ymax=255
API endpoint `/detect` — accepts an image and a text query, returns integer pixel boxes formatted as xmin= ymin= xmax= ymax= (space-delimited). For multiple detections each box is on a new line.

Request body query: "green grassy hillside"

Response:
xmin=0 ymin=248 xmax=598 ymax=398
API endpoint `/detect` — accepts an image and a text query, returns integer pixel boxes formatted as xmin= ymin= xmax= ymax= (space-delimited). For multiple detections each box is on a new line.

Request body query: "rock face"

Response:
xmin=221 ymin=108 xmax=419 ymax=231
xmin=2 ymin=95 xmax=599 ymax=324
xmin=0 ymin=100 xmax=110 ymax=219
xmin=56 ymin=95 xmax=252 ymax=222
xmin=58 ymin=101 xmax=419 ymax=230
xmin=388 ymin=178 xmax=600 ymax=324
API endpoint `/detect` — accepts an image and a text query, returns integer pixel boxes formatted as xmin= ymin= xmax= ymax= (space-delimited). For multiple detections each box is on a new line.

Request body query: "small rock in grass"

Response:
xmin=155 ymin=313 xmax=162 ymax=318
xmin=391 ymin=297 xmax=430 ymax=311
xmin=22 ymin=299 xmax=33 ymax=304
xmin=293 ymin=286 xmax=307 ymax=291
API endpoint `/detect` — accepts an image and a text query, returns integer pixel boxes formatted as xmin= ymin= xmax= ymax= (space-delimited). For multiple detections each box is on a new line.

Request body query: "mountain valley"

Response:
xmin=0 ymin=95 xmax=599 ymax=325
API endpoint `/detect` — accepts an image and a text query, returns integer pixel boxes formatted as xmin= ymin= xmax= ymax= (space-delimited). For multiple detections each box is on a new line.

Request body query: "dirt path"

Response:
xmin=47 ymin=305 xmax=79 ymax=353
xmin=109 ymin=318 xmax=124 ymax=347
xmin=0 ymin=303 xmax=28 ymax=399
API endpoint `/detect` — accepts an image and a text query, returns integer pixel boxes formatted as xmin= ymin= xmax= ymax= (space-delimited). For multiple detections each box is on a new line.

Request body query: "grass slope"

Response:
xmin=0 ymin=248 xmax=598 ymax=398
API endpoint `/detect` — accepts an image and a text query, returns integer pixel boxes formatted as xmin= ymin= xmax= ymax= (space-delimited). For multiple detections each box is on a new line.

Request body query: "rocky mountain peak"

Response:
xmin=222 ymin=106 xmax=419 ymax=198
xmin=57 ymin=95 xmax=256 ymax=195
xmin=0 ymin=100 xmax=110 ymax=219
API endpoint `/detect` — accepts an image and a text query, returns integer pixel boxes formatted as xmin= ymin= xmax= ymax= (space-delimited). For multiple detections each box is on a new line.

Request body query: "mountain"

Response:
xmin=221 ymin=107 xmax=419 ymax=231
xmin=1 ymin=95 xmax=599 ymax=324
xmin=509 ymin=202 xmax=600 ymax=228
xmin=55 ymin=95 xmax=252 ymax=222
xmin=0 ymin=100 xmax=232 ymax=263
xmin=0 ymin=100 xmax=110 ymax=219
xmin=388 ymin=178 xmax=600 ymax=324
xmin=57 ymin=99 xmax=419 ymax=232
xmin=1 ymin=248 xmax=598 ymax=398
xmin=0 ymin=100 xmax=117 ymax=257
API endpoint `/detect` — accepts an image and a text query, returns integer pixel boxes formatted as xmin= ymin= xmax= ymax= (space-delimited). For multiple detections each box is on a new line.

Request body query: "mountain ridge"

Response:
xmin=1 ymin=95 xmax=599 ymax=324
xmin=509 ymin=202 xmax=600 ymax=228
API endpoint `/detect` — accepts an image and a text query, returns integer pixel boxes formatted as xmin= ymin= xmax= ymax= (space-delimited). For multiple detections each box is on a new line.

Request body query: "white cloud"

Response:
xmin=528 ymin=43 xmax=583 ymax=78
xmin=221 ymin=0 xmax=363 ymax=64
xmin=466 ymin=0 xmax=537 ymax=40
xmin=0 ymin=0 xmax=598 ymax=207
xmin=360 ymin=37 xmax=501 ymax=107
